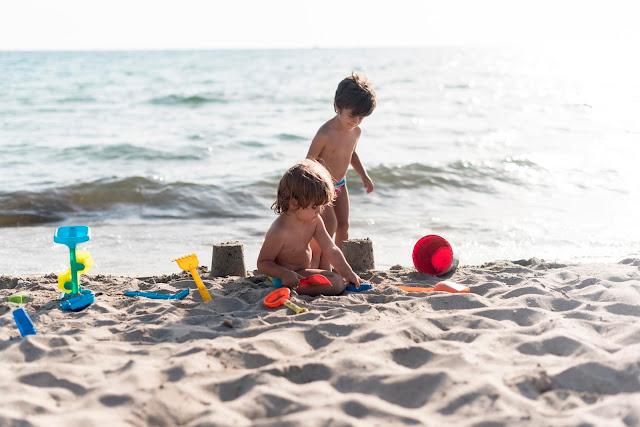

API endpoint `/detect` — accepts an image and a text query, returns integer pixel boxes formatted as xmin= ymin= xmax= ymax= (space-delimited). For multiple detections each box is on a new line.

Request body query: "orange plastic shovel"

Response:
xmin=395 ymin=285 xmax=435 ymax=293
xmin=396 ymin=281 xmax=470 ymax=294
xmin=263 ymin=288 xmax=309 ymax=314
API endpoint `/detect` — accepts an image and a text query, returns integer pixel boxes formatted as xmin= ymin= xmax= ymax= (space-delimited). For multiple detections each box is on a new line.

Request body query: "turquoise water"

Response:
xmin=1 ymin=47 xmax=639 ymax=275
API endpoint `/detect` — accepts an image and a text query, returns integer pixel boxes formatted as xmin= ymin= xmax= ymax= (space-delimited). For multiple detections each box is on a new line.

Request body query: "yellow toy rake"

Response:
xmin=173 ymin=253 xmax=211 ymax=301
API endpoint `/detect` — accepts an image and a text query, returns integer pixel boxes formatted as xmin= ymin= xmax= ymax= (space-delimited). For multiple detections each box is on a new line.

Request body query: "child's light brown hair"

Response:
xmin=272 ymin=159 xmax=335 ymax=214
xmin=334 ymin=72 xmax=377 ymax=117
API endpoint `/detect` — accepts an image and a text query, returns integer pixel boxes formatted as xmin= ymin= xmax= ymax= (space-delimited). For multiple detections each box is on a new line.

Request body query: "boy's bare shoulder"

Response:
xmin=266 ymin=216 xmax=288 ymax=237
xmin=315 ymin=118 xmax=335 ymax=137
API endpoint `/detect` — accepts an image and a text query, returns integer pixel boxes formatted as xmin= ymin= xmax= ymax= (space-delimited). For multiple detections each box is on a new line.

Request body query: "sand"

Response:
xmin=1 ymin=258 xmax=640 ymax=426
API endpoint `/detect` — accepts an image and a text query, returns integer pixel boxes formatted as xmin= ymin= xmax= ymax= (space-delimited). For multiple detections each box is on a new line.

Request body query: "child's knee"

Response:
xmin=332 ymin=281 xmax=346 ymax=294
xmin=328 ymin=273 xmax=346 ymax=294
xmin=297 ymin=274 xmax=344 ymax=296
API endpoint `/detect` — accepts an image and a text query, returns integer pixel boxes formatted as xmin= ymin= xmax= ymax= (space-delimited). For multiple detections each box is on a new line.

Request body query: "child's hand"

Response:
xmin=362 ymin=176 xmax=374 ymax=193
xmin=345 ymin=272 xmax=363 ymax=289
xmin=282 ymin=270 xmax=303 ymax=289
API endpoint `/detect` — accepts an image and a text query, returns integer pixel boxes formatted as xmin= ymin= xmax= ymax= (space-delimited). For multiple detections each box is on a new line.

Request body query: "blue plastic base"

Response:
xmin=346 ymin=283 xmax=372 ymax=293
xmin=60 ymin=289 xmax=95 ymax=311
xmin=124 ymin=288 xmax=190 ymax=300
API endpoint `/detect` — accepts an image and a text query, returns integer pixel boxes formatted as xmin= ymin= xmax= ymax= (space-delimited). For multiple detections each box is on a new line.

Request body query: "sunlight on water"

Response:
xmin=1 ymin=47 xmax=639 ymax=275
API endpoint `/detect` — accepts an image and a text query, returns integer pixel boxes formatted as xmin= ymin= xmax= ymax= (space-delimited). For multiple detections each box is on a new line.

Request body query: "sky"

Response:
xmin=0 ymin=0 xmax=637 ymax=50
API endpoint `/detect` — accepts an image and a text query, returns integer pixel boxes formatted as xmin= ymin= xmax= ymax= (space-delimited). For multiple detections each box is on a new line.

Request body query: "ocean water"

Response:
xmin=1 ymin=47 xmax=639 ymax=276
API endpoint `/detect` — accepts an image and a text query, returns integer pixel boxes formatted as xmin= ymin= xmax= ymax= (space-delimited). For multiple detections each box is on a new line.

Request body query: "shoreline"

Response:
xmin=2 ymin=255 xmax=633 ymax=280
xmin=2 ymin=258 xmax=640 ymax=425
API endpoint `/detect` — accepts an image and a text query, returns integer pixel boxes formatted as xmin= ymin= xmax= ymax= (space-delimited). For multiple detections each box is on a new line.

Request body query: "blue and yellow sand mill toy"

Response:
xmin=54 ymin=225 xmax=95 ymax=311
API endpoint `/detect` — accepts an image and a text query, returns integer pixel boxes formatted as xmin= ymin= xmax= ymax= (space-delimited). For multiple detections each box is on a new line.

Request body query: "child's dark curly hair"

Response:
xmin=272 ymin=159 xmax=335 ymax=214
xmin=334 ymin=72 xmax=377 ymax=117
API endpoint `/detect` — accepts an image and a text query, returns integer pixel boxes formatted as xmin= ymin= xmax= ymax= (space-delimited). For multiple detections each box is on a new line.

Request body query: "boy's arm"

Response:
xmin=312 ymin=218 xmax=362 ymax=286
xmin=257 ymin=228 xmax=303 ymax=289
xmin=306 ymin=132 xmax=328 ymax=159
xmin=350 ymin=151 xmax=374 ymax=193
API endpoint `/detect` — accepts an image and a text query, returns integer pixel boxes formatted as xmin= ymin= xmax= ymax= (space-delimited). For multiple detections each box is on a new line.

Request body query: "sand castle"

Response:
xmin=210 ymin=239 xmax=377 ymax=277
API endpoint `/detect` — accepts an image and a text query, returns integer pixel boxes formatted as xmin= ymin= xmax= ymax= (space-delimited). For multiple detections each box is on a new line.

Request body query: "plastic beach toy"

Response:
xmin=13 ymin=308 xmax=37 ymax=337
xmin=264 ymin=288 xmax=291 ymax=308
xmin=300 ymin=275 xmax=331 ymax=286
xmin=395 ymin=281 xmax=470 ymax=293
xmin=270 ymin=274 xmax=332 ymax=288
xmin=346 ymin=283 xmax=372 ymax=292
xmin=57 ymin=251 xmax=93 ymax=293
xmin=412 ymin=235 xmax=459 ymax=276
xmin=54 ymin=226 xmax=93 ymax=295
xmin=434 ymin=280 xmax=469 ymax=293
xmin=8 ymin=293 xmax=29 ymax=303
xmin=173 ymin=253 xmax=211 ymax=301
xmin=60 ymin=289 xmax=95 ymax=311
xmin=263 ymin=288 xmax=308 ymax=314
xmin=124 ymin=288 xmax=190 ymax=300
xmin=54 ymin=225 xmax=95 ymax=311
xmin=396 ymin=285 xmax=434 ymax=293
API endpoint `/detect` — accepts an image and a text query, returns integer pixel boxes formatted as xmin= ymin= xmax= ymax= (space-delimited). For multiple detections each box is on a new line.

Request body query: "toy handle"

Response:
xmin=283 ymin=300 xmax=308 ymax=314
xmin=190 ymin=269 xmax=212 ymax=301
xmin=124 ymin=291 xmax=172 ymax=300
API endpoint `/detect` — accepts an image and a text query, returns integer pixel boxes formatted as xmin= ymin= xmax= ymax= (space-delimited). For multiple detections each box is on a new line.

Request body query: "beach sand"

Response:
xmin=2 ymin=258 xmax=640 ymax=426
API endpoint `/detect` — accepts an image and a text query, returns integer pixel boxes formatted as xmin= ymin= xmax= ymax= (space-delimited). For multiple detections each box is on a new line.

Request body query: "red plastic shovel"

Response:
xmin=299 ymin=274 xmax=331 ymax=286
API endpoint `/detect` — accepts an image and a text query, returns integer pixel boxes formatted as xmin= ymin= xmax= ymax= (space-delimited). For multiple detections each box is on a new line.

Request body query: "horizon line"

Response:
xmin=0 ymin=41 xmax=592 ymax=53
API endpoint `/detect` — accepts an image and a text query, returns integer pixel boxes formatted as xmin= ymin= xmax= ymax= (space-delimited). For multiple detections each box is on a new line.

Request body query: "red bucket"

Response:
xmin=412 ymin=235 xmax=459 ymax=276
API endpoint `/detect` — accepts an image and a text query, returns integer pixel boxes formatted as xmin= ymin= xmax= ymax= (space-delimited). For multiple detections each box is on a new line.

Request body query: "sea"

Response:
xmin=1 ymin=47 xmax=639 ymax=276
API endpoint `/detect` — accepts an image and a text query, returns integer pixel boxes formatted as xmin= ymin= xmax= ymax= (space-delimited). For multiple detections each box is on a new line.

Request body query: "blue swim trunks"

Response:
xmin=334 ymin=177 xmax=346 ymax=195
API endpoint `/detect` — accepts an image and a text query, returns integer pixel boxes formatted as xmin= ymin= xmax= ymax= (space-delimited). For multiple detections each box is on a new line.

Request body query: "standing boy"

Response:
xmin=257 ymin=159 xmax=362 ymax=296
xmin=306 ymin=72 xmax=377 ymax=269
